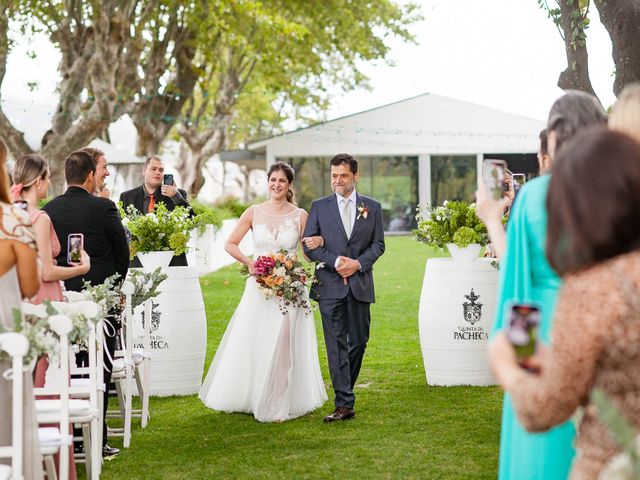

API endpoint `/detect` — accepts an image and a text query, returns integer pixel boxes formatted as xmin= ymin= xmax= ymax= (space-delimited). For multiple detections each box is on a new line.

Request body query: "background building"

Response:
xmin=242 ymin=93 xmax=545 ymax=231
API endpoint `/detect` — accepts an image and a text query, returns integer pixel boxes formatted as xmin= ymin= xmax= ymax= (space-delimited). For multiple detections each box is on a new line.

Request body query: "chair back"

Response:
xmin=0 ymin=332 xmax=29 ymax=480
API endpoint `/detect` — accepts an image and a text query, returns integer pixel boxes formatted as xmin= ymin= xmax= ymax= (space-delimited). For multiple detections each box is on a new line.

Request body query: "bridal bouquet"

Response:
xmin=241 ymin=250 xmax=311 ymax=314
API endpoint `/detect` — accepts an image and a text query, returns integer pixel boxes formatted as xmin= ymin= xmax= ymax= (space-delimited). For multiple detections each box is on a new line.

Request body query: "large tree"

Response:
xmin=539 ymin=0 xmax=640 ymax=98
xmin=0 ymin=0 xmax=419 ymax=195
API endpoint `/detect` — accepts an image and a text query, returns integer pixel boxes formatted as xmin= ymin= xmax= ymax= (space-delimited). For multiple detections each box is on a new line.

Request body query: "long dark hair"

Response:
xmin=267 ymin=161 xmax=296 ymax=204
xmin=546 ymin=129 xmax=640 ymax=275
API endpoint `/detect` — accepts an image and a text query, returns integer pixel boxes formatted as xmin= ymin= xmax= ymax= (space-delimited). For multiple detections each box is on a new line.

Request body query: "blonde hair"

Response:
xmin=12 ymin=154 xmax=49 ymax=193
xmin=609 ymin=83 xmax=640 ymax=143
xmin=0 ymin=138 xmax=9 ymax=203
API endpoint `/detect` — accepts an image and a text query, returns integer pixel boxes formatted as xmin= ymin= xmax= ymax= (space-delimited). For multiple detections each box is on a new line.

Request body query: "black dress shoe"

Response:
xmin=323 ymin=407 xmax=356 ymax=423
xmin=102 ymin=444 xmax=120 ymax=458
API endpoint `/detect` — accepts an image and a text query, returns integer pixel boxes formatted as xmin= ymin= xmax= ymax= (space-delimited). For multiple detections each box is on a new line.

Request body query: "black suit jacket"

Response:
xmin=303 ymin=193 xmax=385 ymax=303
xmin=118 ymin=185 xmax=192 ymax=267
xmin=44 ymin=186 xmax=129 ymax=292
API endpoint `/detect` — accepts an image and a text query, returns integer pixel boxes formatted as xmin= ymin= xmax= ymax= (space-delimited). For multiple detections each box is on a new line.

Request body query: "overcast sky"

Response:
xmin=1 ymin=0 xmax=616 ymax=141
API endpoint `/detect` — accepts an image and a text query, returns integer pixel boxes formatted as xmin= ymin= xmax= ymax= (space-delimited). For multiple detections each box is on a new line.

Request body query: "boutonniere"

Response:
xmin=357 ymin=202 xmax=369 ymax=220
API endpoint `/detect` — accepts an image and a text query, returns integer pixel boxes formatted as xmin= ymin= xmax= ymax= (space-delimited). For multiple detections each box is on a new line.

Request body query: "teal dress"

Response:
xmin=492 ymin=175 xmax=576 ymax=479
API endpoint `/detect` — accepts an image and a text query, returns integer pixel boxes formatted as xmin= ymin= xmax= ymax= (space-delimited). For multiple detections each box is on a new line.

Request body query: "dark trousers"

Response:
xmin=318 ymin=291 xmax=371 ymax=409
xmin=73 ymin=324 xmax=118 ymax=447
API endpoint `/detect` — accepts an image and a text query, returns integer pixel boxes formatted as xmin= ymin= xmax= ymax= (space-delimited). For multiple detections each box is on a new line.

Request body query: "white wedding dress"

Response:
xmin=199 ymin=205 xmax=327 ymax=422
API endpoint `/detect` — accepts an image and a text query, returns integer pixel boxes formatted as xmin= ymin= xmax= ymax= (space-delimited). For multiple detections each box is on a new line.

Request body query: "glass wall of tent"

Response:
xmin=283 ymin=155 xmax=419 ymax=232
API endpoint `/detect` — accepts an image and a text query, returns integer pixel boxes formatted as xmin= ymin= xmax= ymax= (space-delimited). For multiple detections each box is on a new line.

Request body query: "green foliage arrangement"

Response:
xmin=119 ymin=203 xmax=209 ymax=260
xmin=413 ymin=201 xmax=489 ymax=250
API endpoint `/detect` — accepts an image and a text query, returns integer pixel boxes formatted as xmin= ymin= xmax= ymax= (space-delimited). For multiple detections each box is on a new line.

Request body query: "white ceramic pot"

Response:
xmin=446 ymin=243 xmax=481 ymax=262
xmin=131 ymin=266 xmax=207 ymax=396
xmin=418 ymin=257 xmax=499 ymax=386
xmin=137 ymin=251 xmax=174 ymax=271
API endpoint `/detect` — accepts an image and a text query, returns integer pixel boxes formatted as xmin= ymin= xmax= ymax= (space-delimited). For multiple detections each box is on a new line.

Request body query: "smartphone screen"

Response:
xmin=13 ymin=200 xmax=28 ymax=211
xmin=163 ymin=173 xmax=174 ymax=186
xmin=67 ymin=233 xmax=84 ymax=265
xmin=482 ymin=159 xmax=507 ymax=201
xmin=507 ymin=302 xmax=540 ymax=366
xmin=512 ymin=173 xmax=526 ymax=195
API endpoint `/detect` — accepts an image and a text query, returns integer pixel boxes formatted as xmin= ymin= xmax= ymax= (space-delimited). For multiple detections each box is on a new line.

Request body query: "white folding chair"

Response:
xmin=0 ymin=332 xmax=29 ymax=480
xmin=34 ymin=315 xmax=74 ymax=480
xmin=108 ymin=281 xmax=135 ymax=448
xmin=68 ymin=318 xmax=103 ymax=480
xmin=109 ymin=281 xmax=153 ymax=447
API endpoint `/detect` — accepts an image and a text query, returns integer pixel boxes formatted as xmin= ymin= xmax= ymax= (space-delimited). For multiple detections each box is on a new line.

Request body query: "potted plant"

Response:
xmin=119 ymin=203 xmax=212 ymax=270
xmin=413 ymin=200 xmax=489 ymax=261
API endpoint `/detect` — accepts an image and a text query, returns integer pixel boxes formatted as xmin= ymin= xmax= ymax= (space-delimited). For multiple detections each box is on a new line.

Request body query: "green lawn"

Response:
xmin=100 ymin=236 xmax=502 ymax=479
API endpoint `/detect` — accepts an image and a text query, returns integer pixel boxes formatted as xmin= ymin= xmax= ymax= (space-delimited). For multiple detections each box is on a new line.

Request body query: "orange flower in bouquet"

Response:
xmin=240 ymin=249 xmax=312 ymax=313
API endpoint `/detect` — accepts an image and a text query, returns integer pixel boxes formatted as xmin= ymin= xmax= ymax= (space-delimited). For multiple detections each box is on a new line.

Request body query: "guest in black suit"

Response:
xmin=44 ymin=150 xmax=129 ymax=458
xmin=119 ymin=155 xmax=192 ymax=266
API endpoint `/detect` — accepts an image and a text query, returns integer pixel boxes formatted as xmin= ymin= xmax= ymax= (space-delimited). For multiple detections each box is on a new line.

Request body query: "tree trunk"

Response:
xmin=0 ymin=2 xmax=33 ymax=158
xmin=557 ymin=0 xmax=598 ymax=97
xmin=594 ymin=0 xmax=640 ymax=96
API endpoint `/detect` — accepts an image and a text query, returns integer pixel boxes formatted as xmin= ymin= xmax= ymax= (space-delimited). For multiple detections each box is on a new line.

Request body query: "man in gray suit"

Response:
xmin=303 ymin=153 xmax=385 ymax=422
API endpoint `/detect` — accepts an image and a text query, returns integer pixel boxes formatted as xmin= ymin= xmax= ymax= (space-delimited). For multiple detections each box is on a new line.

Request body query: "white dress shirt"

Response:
xmin=334 ymin=190 xmax=358 ymax=269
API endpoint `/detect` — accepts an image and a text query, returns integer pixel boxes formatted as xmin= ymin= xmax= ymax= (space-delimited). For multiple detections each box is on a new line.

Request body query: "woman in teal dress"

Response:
xmin=477 ymin=91 xmax=607 ymax=480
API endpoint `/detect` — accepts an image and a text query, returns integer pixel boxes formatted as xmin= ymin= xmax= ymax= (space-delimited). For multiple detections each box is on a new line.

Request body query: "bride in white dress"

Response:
xmin=199 ymin=162 xmax=327 ymax=422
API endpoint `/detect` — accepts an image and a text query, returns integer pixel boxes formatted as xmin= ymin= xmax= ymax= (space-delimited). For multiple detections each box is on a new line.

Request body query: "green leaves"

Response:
xmin=413 ymin=201 xmax=489 ymax=250
xmin=121 ymin=202 xmax=210 ymax=259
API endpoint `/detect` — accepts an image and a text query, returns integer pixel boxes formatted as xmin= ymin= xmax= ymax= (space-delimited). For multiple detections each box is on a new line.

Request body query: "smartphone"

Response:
xmin=512 ymin=173 xmax=526 ymax=197
xmin=482 ymin=159 xmax=507 ymax=201
xmin=13 ymin=200 xmax=28 ymax=210
xmin=163 ymin=173 xmax=174 ymax=186
xmin=507 ymin=302 xmax=540 ymax=366
xmin=67 ymin=233 xmax=84 ymax=266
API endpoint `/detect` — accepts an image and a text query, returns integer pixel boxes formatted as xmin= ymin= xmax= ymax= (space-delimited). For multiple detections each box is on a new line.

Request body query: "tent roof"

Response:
xmin=248 ymin=93 xmax=545 ymax=157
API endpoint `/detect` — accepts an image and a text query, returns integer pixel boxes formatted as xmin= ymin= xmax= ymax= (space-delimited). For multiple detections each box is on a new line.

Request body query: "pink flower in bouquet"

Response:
xmin=253 ymin=255 xmax=276 ymax=276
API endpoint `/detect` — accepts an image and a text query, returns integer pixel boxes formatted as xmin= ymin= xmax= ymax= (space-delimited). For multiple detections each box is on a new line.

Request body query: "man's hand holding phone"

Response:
xmin=160 ymin=173 xmax=178 ymax=197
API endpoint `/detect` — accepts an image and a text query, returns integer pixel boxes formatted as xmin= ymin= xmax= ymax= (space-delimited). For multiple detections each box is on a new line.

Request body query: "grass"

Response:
xmin=99 ymin=237 xmax=502 ymax=479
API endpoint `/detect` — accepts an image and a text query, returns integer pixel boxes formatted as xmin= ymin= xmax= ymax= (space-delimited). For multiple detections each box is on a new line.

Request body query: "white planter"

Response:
xmin=137 ymin=251 xmax=174 ymax=271
xmin=418 ymin=257 xmax=498 ymax=386
xmin=131 ymin=266 xmax=207 ymax=396
xmin=446 ymin=243 xmax=481 ymax=262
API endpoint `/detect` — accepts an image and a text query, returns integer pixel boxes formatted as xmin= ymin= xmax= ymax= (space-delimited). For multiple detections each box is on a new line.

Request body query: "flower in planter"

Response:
xmin=413 ymin=200 xmax=491 ymax=251
xmin=118 ymin=202 xmax=210 ymax=260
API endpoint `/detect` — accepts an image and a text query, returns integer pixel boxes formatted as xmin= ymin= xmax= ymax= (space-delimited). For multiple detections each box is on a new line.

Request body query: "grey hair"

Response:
xmin=547 ymin=90 xmax=608 ymax=153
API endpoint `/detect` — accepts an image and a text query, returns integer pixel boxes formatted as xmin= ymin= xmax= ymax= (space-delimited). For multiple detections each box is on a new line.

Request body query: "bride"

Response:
xmin=199 ymin=161 xmax=327 ymax=422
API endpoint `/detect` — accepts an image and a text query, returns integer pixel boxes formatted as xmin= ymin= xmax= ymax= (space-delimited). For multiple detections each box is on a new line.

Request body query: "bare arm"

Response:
xmin=225 ymin=207 xmax=255 ymax=272
xmin=13 ymin=241 xmax=40 ymax=298
xmin=33 ymin=214 xmax=89 ymax=282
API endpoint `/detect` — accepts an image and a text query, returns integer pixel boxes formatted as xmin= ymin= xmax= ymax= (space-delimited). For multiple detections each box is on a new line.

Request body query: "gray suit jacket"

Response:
xmin=303 ymin=193 xmax=385 ymax=303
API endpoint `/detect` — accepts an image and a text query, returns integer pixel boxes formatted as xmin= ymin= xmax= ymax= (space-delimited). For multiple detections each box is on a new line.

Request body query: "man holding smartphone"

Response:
xmin=119 ymin=155 xmax=192 ymax=266
xmin=44 ymin=150 xmax=129 ymax=458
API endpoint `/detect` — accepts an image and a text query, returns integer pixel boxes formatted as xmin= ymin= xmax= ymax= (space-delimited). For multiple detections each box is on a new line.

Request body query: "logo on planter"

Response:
xmin=454 ymin=289 xmax=488 ymax=341
xmin=141 ymin=301 xmax=161 ymax=332
xmin=462 ymin=289 xmax=482 ymax=325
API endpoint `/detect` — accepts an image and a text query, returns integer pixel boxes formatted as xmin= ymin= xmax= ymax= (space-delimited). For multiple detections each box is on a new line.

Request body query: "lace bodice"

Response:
xmin=251 ymin=205 xmax=301 ymax=256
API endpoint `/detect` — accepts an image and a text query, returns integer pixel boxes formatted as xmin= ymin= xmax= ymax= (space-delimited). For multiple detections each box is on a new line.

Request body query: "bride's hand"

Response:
xmin=248 ymin=262 xmax=256 ymax=275
xmin=302 ymin=236 xmax=324 ymax=250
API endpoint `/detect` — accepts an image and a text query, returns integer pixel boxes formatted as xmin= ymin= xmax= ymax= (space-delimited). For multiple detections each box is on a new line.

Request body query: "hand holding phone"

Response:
xmin=507 ymin=302 xmax=540 ymax=369
xmin=482 ymin=159 xmax=507 ymax=201
xmin=67 ymin=233 xmax=84 ymax=266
